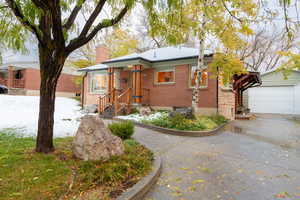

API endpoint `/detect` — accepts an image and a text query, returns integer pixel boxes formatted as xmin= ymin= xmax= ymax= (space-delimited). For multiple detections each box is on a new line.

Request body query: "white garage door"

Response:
xmin=249 ymin=86 xmax=299 ymax=114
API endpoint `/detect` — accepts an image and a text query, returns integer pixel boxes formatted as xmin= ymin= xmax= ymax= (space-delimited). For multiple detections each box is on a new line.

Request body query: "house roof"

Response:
xmin=78 ymin=63 xmax=108 ymax=72
xmin=0 ymin=61 xmax=82 ymax=76
xmin=102 ymin=47 xmax=213 ymax=64
xmin=79 ymin=46 xmax=213 ymax=72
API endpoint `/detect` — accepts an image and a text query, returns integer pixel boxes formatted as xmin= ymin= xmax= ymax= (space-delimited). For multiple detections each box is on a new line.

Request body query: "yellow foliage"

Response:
xmin=209 ymin=53 xmax=248 ymax=84
xmin=277 ymin=51 xmax=300 ymax=78
xmin=105 ymin=28 xmax=139 ymax=58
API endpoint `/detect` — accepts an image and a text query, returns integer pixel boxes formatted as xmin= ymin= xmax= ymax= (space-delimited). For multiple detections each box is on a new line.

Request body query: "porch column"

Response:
xmin=7 ymin=66 xmax=14 ymax=89
xmin=108 ymin=67 xmax=115 ymax=103
xmin=132 ymin=65 xmax=142 ymax=104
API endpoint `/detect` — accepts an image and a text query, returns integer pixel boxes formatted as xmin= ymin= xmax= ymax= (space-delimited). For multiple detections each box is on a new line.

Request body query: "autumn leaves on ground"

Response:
xmin=0 ymin=130 xmax=153 ymax=200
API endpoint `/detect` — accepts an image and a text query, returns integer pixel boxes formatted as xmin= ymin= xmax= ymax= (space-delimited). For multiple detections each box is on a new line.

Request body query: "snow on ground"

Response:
xmin=116 ymin=112 xmax=166 ymax=122
xmin=0 ymin=95 xmax=84 ymax=138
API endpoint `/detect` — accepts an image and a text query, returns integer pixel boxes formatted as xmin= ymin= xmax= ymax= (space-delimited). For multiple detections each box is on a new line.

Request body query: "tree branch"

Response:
xmin=66 ymin=5 xmax=129 ymax=54
xmin=5 ymin=0 xmax=43 ymax=43
xmin=63 ymin=0 xmax=86 ymax=30
xmin=49 ymin=0 xmax=65 ymax=47
xmin=78 ymin=0 xmax=106 ymax=38
xmin=221 ymin=0 xmax=242 ymax=23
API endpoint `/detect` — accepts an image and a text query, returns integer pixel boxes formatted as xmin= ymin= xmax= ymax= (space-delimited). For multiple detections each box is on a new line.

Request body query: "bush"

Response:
xmin=142 ymin=113 xmax=228 ymax=131
xmin=108 ymin=121 xmax=135 ymax=140
xmin=208 ymin=114 xmax=228 ymax=125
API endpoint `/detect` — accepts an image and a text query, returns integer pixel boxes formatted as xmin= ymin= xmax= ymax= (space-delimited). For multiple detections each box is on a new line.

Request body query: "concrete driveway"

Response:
xmin=132 ymin=114 xmax=300 ymax=200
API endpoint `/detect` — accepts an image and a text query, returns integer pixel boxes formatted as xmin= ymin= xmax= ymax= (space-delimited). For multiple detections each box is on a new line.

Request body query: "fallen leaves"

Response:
xmin=275 ymin=191 xmax=291 ymax=198
xmin=192 ymin=179 xmax=205 ymax=184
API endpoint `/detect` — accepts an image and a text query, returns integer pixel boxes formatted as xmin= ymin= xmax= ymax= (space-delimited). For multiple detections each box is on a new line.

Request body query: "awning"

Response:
xmin=233 ymin=72 xmax=262 ymax=91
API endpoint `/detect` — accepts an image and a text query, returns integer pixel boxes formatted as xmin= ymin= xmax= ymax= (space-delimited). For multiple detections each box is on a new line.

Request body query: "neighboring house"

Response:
xmin=0 ymin=61 xmax=81 ymax=97
xmin=80 ymin=46 xmax=261 ymax=120
xmin=246 ymin=69 xmax=300 ymax=115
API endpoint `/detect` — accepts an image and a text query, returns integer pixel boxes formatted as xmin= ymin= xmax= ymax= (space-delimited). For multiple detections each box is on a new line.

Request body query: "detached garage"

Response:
xmin=247 ymin=70 xmax=300 ymax=115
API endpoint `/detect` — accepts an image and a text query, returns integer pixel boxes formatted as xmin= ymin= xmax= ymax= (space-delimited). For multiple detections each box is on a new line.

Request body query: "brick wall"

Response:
xmin=218 ymin=83 xmax=236 ymax=120
xmin=82 ymin=45 xmax=110 ymax=106
xmin=82 ymin=64 xmax=219 ymax=114
xmin=82 ymin=73 xmax=103 ymax=106
xmin=141 ymin=65 xmax=217 ymax=110
xmin=24 ymin=68 xmax=80 ymax=95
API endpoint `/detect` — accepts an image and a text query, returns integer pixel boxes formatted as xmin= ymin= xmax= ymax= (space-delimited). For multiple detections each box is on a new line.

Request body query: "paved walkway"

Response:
xmin=131 ymin=114 xmax=300 ymax=200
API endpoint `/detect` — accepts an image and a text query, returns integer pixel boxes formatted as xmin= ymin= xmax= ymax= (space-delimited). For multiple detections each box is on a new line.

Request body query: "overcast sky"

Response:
xmin=1 ymin=0 xmax=299 ymax=64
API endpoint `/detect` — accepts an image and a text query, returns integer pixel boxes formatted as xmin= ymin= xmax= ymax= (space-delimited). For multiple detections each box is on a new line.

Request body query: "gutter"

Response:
xmin=102 ymin=54 xmax=214 ymax=65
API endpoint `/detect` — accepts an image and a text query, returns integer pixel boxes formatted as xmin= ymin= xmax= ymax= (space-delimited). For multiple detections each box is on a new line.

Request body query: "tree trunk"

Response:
xmin=36 ymin=46 xmax=65 ymax=153
xmin=192 ymin=1 xmax=207 ymax=114
xmin=36 ymin=78 xmax=56 ymax=153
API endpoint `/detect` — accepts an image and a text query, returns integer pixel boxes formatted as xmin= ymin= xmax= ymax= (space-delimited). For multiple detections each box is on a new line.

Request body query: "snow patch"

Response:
xmin=116 ymin=112 xmax=166 ymax=122
xmin=0 ymin=95 xmax=84 ymax=138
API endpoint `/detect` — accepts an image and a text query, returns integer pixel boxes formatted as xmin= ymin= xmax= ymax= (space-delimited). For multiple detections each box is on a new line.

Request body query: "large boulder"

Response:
xmin=73 ymin=115 xmax=124 ymax=161
xmin=169 ymin=107 xmax=194 ymax=119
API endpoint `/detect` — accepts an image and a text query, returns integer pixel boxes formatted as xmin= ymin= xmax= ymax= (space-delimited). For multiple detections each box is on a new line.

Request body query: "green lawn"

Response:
xmin=0 ymin=130 xmax=153 ymax=200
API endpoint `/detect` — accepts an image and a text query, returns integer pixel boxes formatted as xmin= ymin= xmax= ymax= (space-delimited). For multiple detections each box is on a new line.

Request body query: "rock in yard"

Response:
xmin=169 ymin=107 xmax=194 ymax=119
xmin=73 ymin=115 xmax=124 ymax=161
xmin=139 ymin=106 xmax=152 ymax=116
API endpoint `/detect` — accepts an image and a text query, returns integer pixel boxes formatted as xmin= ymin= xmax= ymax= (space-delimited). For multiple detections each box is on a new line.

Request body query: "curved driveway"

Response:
xmin=133 ymin=114 xmax=300 ymax=200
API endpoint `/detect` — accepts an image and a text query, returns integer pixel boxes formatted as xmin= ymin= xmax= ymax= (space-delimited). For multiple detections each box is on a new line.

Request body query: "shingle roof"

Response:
xmin=103 ymin=47 xmax=212 ymax=64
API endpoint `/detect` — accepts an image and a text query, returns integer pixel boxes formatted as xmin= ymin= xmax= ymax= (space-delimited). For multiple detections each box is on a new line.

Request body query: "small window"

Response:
xmin=155 ymin=69 xmax=175 ymax=84
xmin=190 ymin=66 xmax=208 ymax=88
xmin=90 ymin=72 xmax=108 ymax=93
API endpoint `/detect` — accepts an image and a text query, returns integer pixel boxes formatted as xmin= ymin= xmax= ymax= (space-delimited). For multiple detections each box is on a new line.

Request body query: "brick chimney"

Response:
xmin=95 ymin=45 xmax=110 ymax=64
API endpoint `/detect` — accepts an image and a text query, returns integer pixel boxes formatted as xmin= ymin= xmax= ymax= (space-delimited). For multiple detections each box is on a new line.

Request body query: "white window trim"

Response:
xmin=154 ymin=67 xmax=176 ymax=85
xmin=189 ymin=65 xmax=208 ymax=89
xmin=89 ymin=72 xmax=108 ymax=94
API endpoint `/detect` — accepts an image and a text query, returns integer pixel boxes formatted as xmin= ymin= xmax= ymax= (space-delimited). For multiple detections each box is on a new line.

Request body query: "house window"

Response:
xmin=155 ymin=68 xmax=175 ymax=84
xmin=190 ymin=66 xmax=208 ymax=88
xmin=90 ymin=72 xmax=108 ymax=93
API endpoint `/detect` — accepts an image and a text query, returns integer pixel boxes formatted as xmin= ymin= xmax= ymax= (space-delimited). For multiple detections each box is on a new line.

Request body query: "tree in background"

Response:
xmin=144 ymin=0 xmax=257 ymax=113
xmin=105 ymin=28 xmax=139 ymax=58
xmin=0 ymin=0 xmax=134 ymax=153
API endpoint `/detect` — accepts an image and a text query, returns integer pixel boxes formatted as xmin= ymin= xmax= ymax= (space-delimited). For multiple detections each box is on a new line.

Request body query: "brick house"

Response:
xmin=80 ymin=46 xmax=261 ymax=120
xmin=0 ymin=61 xmax=81 ymax=97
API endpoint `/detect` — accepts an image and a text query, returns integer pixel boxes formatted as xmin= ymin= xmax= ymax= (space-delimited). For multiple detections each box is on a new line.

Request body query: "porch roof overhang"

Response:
xmin=78 ymin=63 xmax=108 ymax=72
xmin=233 ymin=72 xmax=262 ymax=91
xmin=0 ymin=65 xmax=25 ymax=71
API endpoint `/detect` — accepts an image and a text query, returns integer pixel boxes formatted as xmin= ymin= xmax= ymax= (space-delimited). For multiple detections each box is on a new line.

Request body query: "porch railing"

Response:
xmin=114 ymin=88 xmax=132 ymax=115
xmin=13 ymin=79 xmax=25 ymax=88
xmin=99 ymin=87 xmax=150 ymax=116
xmin=0 ymin=79 xmax=7 ymax=86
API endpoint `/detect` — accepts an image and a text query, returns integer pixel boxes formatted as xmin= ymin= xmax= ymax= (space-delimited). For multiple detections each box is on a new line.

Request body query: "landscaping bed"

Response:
xmin=117 ymin=112 xmax=228 ymax=132
xmin=0 ymin=129 xmax=153 ymax=200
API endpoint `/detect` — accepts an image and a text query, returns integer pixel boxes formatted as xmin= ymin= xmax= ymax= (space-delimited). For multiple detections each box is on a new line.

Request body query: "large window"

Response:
xmin=155 ymin=68 xmax=175 ymax=84
xmin=90 ymin=72 xmax=108 ymax=93
xmin=190 ymin=66 xmax=208 ymax=88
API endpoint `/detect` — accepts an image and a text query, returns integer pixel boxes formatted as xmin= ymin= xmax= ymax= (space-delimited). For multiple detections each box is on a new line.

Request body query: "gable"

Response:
xmin=261 ymin=70 xmax=300 ymax=86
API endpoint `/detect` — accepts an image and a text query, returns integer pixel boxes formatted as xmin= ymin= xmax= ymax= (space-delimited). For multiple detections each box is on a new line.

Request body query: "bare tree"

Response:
xmin=237 ymin=26 xmax=298 ymax=72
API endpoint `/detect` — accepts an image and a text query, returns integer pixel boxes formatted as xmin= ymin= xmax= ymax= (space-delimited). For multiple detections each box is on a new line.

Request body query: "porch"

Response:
xmin=0 ymin=66 xmax=26 ymax=89
xmin=98 ymin=65 xmax=150 ymax=117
